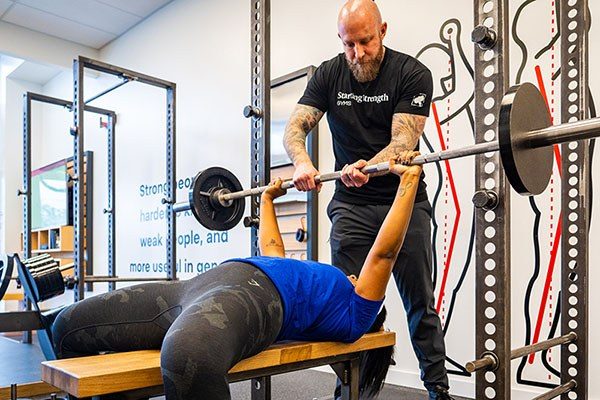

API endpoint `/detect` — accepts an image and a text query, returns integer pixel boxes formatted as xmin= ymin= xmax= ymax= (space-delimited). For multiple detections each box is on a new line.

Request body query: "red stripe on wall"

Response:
xmin=431 ymin=102 xmax=461 ymax=314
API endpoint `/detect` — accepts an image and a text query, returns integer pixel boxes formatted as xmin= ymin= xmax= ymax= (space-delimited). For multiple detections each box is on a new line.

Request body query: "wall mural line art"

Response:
xmin=512 ymin=0 xmax=596 ymax=390
xmin=416 ymin=18 xmax=475 ymax=377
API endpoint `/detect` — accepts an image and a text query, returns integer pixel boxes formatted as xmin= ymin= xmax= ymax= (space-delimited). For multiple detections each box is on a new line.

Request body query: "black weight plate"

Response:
xmin=189 ymin=167 xmax=245 ymax=231
xmin=33 ymin=267 xmax=65 ymax=302
xmin=499 ymin=83 xmax=553 ymax=196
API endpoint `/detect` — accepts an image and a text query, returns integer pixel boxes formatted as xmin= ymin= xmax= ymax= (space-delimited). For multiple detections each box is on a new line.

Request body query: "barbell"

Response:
xmin=169 ymin=82 xmax=596 ymax=231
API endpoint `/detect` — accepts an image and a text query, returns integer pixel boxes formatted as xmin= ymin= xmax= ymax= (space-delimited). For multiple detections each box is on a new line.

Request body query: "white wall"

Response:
xmin=1 ymin=0 xmax=599 ymax=398
xmin=0 ymin=21 xmax=97 ymax=69
xmin=1 ymin=77 xmax=43 ymax=253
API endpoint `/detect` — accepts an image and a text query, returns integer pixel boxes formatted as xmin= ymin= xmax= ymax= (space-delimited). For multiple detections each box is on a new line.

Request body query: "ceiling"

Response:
xmin=0 ymin=0 xmax=174 ymax=49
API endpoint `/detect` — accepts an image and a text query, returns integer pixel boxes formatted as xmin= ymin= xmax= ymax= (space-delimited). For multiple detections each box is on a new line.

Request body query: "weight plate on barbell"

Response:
xmin=189 ymin=167 xmax=245 ymax=231
xmin=499 ymin=82 xmax=553 ymax=196
xmin=33 ymin=266 xmax=65 ymax=302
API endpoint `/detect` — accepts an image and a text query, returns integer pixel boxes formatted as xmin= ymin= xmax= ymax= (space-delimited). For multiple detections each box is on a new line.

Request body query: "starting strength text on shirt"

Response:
xmin=337 ymin=91 xmax=390 ymax=106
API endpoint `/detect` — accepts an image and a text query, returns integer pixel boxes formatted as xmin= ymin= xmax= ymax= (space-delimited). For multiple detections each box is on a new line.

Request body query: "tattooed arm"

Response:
xmin=340 ymin=112 xmax=426 ymax=188
xmin=259 ymin=179 xmax=287 ymax=257
xmin=283 ymin=104 xmax=324 ymax=191
xmin=355 ymin=151 xmax=423 ymax=301
xmin=369 ymin=112 xmax=426 ymax=164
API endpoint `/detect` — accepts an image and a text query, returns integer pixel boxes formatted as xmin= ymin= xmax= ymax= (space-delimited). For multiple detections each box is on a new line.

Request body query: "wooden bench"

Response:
xmin=41 ymin=331 xmax=395 ymax=400
xmin=0 ymin=381 xmax=60 ymax=400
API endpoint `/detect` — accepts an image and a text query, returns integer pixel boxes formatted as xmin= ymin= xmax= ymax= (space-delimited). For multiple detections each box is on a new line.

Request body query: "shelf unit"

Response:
xmin=21 ymin=225 xmax=74 ymax=265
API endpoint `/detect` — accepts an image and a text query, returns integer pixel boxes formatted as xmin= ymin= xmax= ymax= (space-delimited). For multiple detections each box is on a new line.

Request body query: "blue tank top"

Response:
xmin=226 ymin=256 xmax=383 ymax=343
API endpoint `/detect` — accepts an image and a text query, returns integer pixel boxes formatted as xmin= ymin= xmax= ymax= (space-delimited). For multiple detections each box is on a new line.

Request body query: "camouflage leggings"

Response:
xmin=51 ymin=262 xmax=284 ymax=400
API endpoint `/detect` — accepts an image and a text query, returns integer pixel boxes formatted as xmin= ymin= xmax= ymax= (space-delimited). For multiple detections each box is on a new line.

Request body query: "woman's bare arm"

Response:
xmin=259 ymin=180 xmax=287 ymax=257
xmin=354 ymin=153 xmax=423 ymax=301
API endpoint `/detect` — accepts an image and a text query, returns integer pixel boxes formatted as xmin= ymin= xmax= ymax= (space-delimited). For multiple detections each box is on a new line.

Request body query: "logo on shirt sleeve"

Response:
xmin=411 ymin=93 xmax=427 ymax=108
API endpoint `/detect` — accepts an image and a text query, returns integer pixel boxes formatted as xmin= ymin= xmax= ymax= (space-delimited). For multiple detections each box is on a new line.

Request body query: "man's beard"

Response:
xmin=346 ymin=45 xmax=384 ymax=83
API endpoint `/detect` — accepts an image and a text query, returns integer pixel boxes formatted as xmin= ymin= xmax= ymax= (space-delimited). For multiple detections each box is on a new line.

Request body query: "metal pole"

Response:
xmin=525 ymin=117 xmax=600 ymax=148
xmin=84 ymin=276 xmax=170 ymax=282
xmin=84 ymin=78 xmax=132 ymax=104
xmin=166 ymin=85 xmax=176 ymax=280
xmin=473 ymin=0 xmax=511 ymax=398
xmin=466 ymin=332 xmax=577 ymax=372
xmin=107 ymin=113 xmax=116 ymax=291
xmin=73 ymin=57 xmax=85 ymax=301
xmin=560 ymin=0 xmax=589 ymax=398
xmin=531 ymin=380 xmax=577 ymax=400
xmin=21 ymin=93 xmax=33 ymax=343
xmin=511 ymin=332 xmax=576 ymax=359
xmin=249 ymin=0 xmax=270 ymax=257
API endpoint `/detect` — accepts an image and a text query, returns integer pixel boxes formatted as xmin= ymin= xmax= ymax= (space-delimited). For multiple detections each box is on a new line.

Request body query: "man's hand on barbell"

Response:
xmin=341 ymin=159 xmax=370 ymax=188
xmin=292 ymin=161 xmax=322 ymax=192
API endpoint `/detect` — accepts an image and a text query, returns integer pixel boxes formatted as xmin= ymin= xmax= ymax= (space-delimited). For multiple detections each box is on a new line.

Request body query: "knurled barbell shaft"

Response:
xmin=218 ymin=140 xmax=501 ymax=203
xmin=220 ymin=161 xmax=393 ymax=202
xmin=465 ymin=332 xmax=577 ymax=372
xmin=169 ymin=141 xmax=501 ymax=213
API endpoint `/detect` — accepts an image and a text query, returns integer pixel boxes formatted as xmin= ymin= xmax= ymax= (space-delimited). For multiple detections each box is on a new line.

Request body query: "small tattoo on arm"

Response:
xmin=399 ymin=182 xmax=414 ymax=197
xmin=266 ymin=238 xmax=283 ymax=248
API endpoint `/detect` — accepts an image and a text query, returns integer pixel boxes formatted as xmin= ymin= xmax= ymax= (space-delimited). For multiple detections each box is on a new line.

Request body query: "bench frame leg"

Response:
xmin=251 ymin=376 xmax=271 ymax=400
xmin=331 ymin=357 xmax=359 ymax=400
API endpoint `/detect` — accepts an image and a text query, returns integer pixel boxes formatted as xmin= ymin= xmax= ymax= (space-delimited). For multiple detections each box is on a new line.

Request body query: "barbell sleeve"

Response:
xmin=172 ymin=201 xmax=192 ymax=213
xmin=411 ymin=140 xmax=500 ymax=165
xmin=525 ymin=116 xmax=600 ymax=148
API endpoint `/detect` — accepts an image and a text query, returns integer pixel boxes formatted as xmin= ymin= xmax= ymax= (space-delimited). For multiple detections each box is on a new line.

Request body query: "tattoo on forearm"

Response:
xmin=284 ymin=105 xmax=324 ymax=164
xmin=266 ymin=238 xmax=283 ymax=248
xmin=370 ymin=113 xmax=426 ymax=164
xmin=399 ymin=182 xmax=414 ymax=197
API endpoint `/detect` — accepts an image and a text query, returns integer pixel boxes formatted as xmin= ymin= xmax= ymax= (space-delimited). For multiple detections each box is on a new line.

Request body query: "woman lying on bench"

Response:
xmin=51 ymin=151 xmax=423 ymax=400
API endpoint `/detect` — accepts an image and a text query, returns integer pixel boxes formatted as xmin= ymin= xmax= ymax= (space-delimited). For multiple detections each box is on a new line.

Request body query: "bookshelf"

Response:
xmin=21 ymin=225 xmax=74 ymax=265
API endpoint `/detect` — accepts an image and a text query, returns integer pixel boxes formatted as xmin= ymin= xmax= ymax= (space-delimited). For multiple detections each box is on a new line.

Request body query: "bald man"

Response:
xmin=283 ymin=1 xmax=452 ymax=399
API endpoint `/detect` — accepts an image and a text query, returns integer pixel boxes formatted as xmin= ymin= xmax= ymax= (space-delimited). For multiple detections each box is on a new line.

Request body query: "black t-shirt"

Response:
xmin=299 ymin=47 xmax=432 ymax=205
